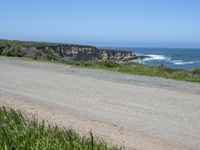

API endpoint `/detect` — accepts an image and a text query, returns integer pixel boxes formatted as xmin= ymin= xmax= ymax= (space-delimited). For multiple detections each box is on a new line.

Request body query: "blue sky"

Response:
xmin=0 ymin=0 xmax=200 ymax=48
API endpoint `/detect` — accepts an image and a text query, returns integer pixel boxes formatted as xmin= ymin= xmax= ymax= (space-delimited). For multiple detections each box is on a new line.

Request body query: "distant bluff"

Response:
xmin=25 ymin=46 xmax=137 ymax=61
xmin=0 ymin=40 xmax=137 ymax=61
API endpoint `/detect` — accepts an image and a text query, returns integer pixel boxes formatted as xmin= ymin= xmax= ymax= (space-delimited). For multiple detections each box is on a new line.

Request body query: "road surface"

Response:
xmin=0 ymin=57 xmax=200 ymax=150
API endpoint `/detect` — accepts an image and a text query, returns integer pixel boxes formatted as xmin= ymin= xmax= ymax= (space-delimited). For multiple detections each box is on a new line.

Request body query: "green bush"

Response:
xmin=0 ymin=47 xmax=3 ymax=55
xmin=192 ymin=68 xmax=200 ymax=75
xmin=43 ymin=49 xmax=58 ymax=61
xmin=2 ymin=45 xmax=25 ymax=57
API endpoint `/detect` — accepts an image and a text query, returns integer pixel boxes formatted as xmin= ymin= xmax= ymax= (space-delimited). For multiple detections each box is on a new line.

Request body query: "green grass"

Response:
xmin=15 ymin=57 xmax=200 ymax=82
xmin=0 ymin=39 xmax=95 ymax=48
xmin=0 ymin=107 xmax=121 ymax=150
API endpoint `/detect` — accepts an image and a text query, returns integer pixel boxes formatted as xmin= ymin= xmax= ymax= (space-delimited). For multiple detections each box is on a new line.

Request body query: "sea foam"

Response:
xmin=143 ymin=54 xmax=170 ymax=61
xmin=172 ymin=60 xmax=200 ymax=65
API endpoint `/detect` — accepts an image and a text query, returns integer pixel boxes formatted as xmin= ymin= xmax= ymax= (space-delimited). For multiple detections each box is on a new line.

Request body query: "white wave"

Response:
xmin=172 ymin=60 xmax=200 ymax=65
xmin=132 ymin=59 xmax=143 ymax=64
xmin=135 ymin=53 xmax=200 ymax=66
xmin=143 ymin=54 xmax=170 ymax=61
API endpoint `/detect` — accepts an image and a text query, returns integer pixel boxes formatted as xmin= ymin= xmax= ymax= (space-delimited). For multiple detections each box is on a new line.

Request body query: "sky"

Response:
xmin=0 ymin=0 xmax=200 ymax=48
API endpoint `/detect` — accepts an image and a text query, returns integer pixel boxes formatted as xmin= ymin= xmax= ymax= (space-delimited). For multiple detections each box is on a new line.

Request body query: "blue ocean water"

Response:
xmin=110 ymin=47 xmax=200 ymax=70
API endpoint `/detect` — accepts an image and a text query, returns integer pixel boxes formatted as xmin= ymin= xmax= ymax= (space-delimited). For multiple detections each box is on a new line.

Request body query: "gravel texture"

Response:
xmin=0 ymin=57 xmax=200 ymax=150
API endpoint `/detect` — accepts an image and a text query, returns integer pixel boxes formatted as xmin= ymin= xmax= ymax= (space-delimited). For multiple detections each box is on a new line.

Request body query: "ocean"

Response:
xmin=109 ymin=47 xmax=200 ymax=70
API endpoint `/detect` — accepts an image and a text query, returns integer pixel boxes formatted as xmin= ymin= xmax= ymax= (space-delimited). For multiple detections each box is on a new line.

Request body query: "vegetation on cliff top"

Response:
xmin=0 ymin=107 xmax=121 ymax=150
xmin=0 ymin=39 xmax=95 ymax=48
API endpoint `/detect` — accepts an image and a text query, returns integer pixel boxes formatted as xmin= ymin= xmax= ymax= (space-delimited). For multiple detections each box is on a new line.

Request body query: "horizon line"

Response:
xmin=1 ymin=38 xmax=200 ymax=49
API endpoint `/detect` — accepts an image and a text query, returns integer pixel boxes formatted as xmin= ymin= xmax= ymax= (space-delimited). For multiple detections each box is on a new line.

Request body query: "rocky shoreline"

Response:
xmin=0 ymin=40 xmax=149 ymax=62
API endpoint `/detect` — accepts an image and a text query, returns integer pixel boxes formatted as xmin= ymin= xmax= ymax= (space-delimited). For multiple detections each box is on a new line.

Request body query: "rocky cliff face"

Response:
xmin=24 ymin=45 xmax=137 ymax=61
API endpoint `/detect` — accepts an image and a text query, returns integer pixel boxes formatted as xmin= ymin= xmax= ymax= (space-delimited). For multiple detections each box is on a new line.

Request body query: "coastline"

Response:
xmin=1 ymin=39 xmax=200 ymax=82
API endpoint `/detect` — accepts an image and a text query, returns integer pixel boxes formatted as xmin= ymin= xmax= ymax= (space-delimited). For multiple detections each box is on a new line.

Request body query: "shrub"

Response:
xmin=0 ymin=47 xmax=3 ymax=55
xmin=43 ymin=49 xmax=58 ymax=61
xmin=2 ymin=45 xmax=25 ymax=57
xmin=192 ymin=68 xmax=200 ymax=75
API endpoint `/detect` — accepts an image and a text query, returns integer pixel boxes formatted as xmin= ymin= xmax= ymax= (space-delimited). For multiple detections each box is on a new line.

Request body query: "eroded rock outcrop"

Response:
xmin=24 ymin=45 xmax=137 ymax=61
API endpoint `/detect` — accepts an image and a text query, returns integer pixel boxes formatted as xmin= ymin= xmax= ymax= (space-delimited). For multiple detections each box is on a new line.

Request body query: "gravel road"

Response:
xmin=0 ymin=57 xmax=200 ymax=150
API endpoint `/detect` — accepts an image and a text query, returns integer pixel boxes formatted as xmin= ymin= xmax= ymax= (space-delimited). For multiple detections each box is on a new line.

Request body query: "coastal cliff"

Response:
xmin=24 ymin=45 xmax=137 ymax=61
xmin=0 ymin=40 xmax=137 ymax=61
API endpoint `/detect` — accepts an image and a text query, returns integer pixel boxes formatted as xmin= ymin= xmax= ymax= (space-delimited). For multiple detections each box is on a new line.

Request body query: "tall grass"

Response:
xmin=0 ymin=107 xmax=121 ymax=150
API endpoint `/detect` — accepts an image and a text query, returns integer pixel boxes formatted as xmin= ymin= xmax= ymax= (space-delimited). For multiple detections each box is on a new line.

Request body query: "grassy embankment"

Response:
xmin=17 ymin=57 xmax=200 ymax=82
xmin=1 ymin=39 xmax=200 ymax=82
xmin=0 ymin=107 xmax=121 ymax=150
